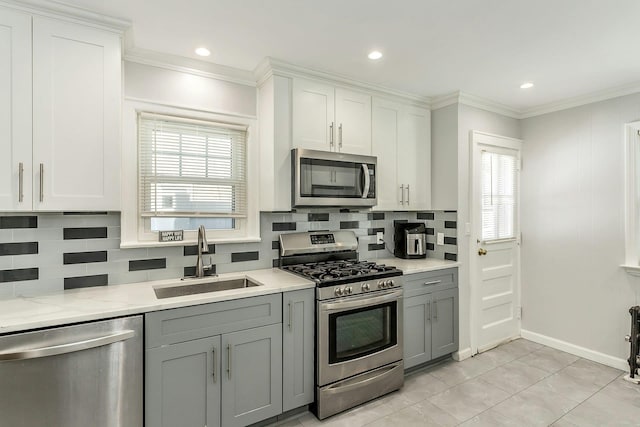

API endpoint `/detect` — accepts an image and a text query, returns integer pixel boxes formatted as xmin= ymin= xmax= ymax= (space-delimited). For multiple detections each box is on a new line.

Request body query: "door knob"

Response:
xmin=478 ymin=248 xmax=487 ymax=256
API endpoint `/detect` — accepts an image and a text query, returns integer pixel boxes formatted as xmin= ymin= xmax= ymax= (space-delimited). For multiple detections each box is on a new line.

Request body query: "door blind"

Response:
xmin=481 ymin=150 xmax=517 ymax=241
xmin=138 ymin=113 xmax=247 ymax=218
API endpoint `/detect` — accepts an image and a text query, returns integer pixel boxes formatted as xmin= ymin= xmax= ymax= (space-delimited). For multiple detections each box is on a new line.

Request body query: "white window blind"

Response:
xmin=138 ymin=113 xmax=247 ymax=218
xmin=481 ymin=150 xmax=517 ymax=241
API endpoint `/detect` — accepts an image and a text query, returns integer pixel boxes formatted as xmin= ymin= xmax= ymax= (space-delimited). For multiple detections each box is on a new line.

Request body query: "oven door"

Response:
xmin=317 ymin=288 xmax=403 ymax=386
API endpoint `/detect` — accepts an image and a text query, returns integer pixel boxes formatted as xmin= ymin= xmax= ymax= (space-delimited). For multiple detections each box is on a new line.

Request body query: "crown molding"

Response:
xmin=430 ymin=91 xmax=521 ymax=118
xmin=0 ymin=0 xmax=130 ymax=32
xmin=124 ymin=48 xmax=256 ymax=87
xmin=519 ymin=81 xmax=640 ymax=118
xmin=430 ymin=92 xmax=461 ymax=110
xmin=254 ymin=57 xmax=432 ymax=107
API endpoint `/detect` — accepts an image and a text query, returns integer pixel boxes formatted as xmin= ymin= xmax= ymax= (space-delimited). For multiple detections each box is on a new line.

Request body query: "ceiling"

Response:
xmin=52 ymin=0 xmax=640 ymax=111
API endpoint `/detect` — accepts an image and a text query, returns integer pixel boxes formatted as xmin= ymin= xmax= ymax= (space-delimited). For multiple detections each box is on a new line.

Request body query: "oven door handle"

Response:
xmin=321 ymin=289 xmax=402 ymax=311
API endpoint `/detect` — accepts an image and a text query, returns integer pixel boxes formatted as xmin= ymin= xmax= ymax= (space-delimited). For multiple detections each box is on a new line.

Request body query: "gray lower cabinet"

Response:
xmin=146 ymin=336 xmax=221 ymax=427
xmin=222 ymin=324 xmax=283 ymax=427
xmin=403 ymin=268 xmax=458 ymax=369
xmin=145 ymin=294 xmax=283 ymax=427
xmin=282 ymin=289 xmax=315 ymax=412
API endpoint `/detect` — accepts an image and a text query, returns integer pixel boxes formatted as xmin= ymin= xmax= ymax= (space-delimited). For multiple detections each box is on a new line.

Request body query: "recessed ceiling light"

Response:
xmin=520 ymin=82 xmax=534 ymax=89
xmin=195 ymin=47 xmax=211 ymax=57
xmin=368 ymin=50 xmax=383 ymax=60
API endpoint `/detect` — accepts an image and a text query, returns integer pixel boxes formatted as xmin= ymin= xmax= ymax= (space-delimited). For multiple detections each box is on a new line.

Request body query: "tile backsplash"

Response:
xmin=0 ymin=210 xmax=457 ymax=298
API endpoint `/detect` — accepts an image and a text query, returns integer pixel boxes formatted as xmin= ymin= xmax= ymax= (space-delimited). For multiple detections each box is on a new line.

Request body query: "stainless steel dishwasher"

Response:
xmin=0 ymin=315 xmax=143 ymax=427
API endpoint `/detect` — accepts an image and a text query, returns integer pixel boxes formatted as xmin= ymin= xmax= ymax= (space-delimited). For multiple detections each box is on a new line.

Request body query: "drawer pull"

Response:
xmin=424 ymin=280 xmax=442 ymax=286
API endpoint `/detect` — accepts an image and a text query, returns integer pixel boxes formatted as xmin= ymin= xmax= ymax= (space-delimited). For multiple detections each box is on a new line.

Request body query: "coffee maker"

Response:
xmin=394 ymin=222 xmax=427 ymax=259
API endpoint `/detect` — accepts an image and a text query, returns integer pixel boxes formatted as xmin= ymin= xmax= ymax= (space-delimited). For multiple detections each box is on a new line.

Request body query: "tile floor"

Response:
xmin=273 ymin=339 xmax=639 ymax=427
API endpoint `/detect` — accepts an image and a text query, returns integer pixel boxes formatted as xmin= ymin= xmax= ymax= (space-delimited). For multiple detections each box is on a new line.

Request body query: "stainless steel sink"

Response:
xmin=153 ymin=277 xmax=261 ymax=299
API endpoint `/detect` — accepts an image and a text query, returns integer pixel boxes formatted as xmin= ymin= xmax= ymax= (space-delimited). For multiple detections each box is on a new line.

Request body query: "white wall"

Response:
xmin=123 ymin=61 xmax=256 ymax=117
xmin=457 ymin=104 xmax=521 ymax=356
xmin=431 ymin=104 xmax=458 ymax=210
xmin=521 ymin=93 xmax=640 ymax=367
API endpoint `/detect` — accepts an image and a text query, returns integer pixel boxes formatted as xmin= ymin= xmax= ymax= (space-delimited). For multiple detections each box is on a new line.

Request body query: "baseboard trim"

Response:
xmin=521 ymin=329 xmax=628 ymax=371
xmin=453 ymin=347 xmax=473 ymax=361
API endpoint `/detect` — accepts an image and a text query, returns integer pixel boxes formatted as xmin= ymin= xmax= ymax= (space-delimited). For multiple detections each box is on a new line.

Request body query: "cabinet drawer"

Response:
xmin=145 ymin=294 xmax=282 ymax=348
xmin=403 ymin=268 xmax=458 ymax=298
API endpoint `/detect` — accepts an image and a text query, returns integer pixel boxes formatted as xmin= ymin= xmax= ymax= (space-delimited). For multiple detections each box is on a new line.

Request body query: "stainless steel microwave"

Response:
xmin=291 ymin=148 xmax=377 ymax=207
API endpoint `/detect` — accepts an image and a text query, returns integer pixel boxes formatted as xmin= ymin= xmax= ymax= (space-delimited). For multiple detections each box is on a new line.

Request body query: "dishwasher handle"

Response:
xmin=0 ymin=330 xmax=135 ymax=361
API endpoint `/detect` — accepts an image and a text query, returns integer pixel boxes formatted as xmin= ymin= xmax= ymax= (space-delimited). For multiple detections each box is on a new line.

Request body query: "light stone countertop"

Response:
xmin=0 ymin=258 xmax=459 ymax=335
xmin=0 ymin=268 xmax=315 ymax=335
xmin=376 ymin=257 xmax=460 ymax=275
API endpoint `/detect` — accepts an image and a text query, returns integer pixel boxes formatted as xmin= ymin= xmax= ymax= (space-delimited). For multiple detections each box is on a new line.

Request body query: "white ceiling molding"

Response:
xmin=0 ymin=0 xmax=130 ymax=32
xmin=519 ymin=81 xmax=640 ymax=119
xmin=430 ymin=91 xmax=520 ymax=119
xmin=255 ymin=57 xmax=432 ymax=107
xmin=124 ymin=48 xmax=257 ymax=88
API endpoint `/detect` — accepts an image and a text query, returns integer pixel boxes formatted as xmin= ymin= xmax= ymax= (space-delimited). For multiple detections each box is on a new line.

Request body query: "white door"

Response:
xmin=335 ymin=88 xmax=371 ymax=154
xmin=292 ymin=78 xmax=335 ymax=151
xmin=471 ymin=131 xmax=522 ymax=353
xmin=32 ymin=17 xmax=121 ymax=211
xmin=0 ymin=8 xmax=32 ymax=210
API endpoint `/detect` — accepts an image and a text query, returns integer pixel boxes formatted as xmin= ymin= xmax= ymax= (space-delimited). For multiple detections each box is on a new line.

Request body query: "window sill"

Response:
xmin=120 ymin=235 xmax=261 ymax=249
xmin=621 ymin=264 xmax=640 ymax=277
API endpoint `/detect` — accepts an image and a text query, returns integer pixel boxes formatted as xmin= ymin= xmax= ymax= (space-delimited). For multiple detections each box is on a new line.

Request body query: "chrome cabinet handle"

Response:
xmin=227 ymin=344 xmax=232 ymax=379
xmin=339 ymin=123 xmax=343 ymax=149
xmin=18 ymin=162 xmax=24 ymax=203
xmin=288 ymin=301 xmax=293 ymax=331
xmin=39 ymin=163 xmax=44 ymax=202
xmin=406 ymin=184 xmax=410 ymax=205
xmin=433 ymin=301 xmax=438 ymax=320
xmin=400 ymin=184 xmax=405 ymax=205
xmin=212 ymin=347 xmax=217 ymax=382
xmin=0 ymin=330 xmax=134 ymax=361
xmin=424 ymin=280 xmax=441 ymax=286
xmin=329 ymin=122 xmax=334 ymax=148
xmin=426 ymin=301 xmax=431 ymax=322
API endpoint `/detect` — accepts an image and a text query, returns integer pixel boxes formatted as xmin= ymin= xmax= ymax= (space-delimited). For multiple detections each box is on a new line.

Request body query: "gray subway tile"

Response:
xmin=0 ymin=268 xmax=39 ymax=283
xmin=0 ymin=216 xmax=37 ymax=229
xmin=231 ymin=251 xmax=259 ymax=262
xmin=63 ymin=227 xmax=107 ymax=240
xmin=64 ymin=274 xmax=108 ymax=289
xmin=0 ymin=242 xmax=38 ymax=256
xmin=63 ymin=250 xmax=107 ymax=265
xmin=129 ymin=258 xmax=166 ymax=271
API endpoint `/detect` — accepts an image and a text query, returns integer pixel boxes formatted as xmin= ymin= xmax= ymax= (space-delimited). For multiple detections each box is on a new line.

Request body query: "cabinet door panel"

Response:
xmin=403 ymin=293 xmax=432 ymax=369
xmin=32 ymin=17 xmax=120 ymax=210
xmin=399 ymin=106 xmax=430 ymax=210
xmin=371 ymin=98 xmax=400 ymax=210
xmin=0 ymin=9 xmax=32 ymax=210
xmin=335 ymin=88 xmax=371 ymax=154
xmin=282 ymin=289 xmax=314 ymax=411
xmin=292 ymin=78 xmax=334 ymax=151
xmin=146 ymin=336 xmax=220 ymax=427
xmin=222 ymin=324 xmax=282 ymax=427
xmin=432 ymin=288 xmax=459 ymax=358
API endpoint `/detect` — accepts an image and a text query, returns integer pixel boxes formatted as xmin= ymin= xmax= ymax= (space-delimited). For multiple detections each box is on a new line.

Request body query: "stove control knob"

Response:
xmin=335 ymin=287 xmax=344 ymax=296
xmin=346 ymin=286 xmax=353 ymax=295
xmin=361 ymin=283 xmax=370 ymax=292
xmin=379 ymin=281 xmax=386 ymax=289
xmin=386 ymin=279 xmax=394 ymax=287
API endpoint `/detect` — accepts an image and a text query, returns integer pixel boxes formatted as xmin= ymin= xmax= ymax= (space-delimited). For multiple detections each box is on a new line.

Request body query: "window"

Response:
xmin=138 ymin=113 xmax=247 ymax=234
xmin=480 ymin=150 xmax=517 ymax=241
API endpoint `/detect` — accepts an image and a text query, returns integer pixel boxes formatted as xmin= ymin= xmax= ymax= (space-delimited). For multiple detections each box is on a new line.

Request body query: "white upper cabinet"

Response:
xmin=372 ymin=98 xmax=431 ymax=211
xmin=292 ymin=78 xmax=371 ymax=154
xmin=32 ymin=17 xmax=121 ymax=211
xmin=0 ymin=7 xmax=122 ymax=212
xmin=0 ymin=8 xmax=32 ymax=211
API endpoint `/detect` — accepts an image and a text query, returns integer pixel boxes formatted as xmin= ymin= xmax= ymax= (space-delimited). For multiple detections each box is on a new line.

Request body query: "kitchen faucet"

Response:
xmin=195 ymin=225 xmax=212 ymax=277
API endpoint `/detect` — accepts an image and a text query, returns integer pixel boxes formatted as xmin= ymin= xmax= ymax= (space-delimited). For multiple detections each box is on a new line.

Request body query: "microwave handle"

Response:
xmin=361 ymin=164 xmax=370 ymax=198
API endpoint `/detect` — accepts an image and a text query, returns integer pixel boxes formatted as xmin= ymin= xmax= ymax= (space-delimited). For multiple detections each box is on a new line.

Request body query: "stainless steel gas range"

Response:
xmin=279 ymin=231 xmax=404 ymax=420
